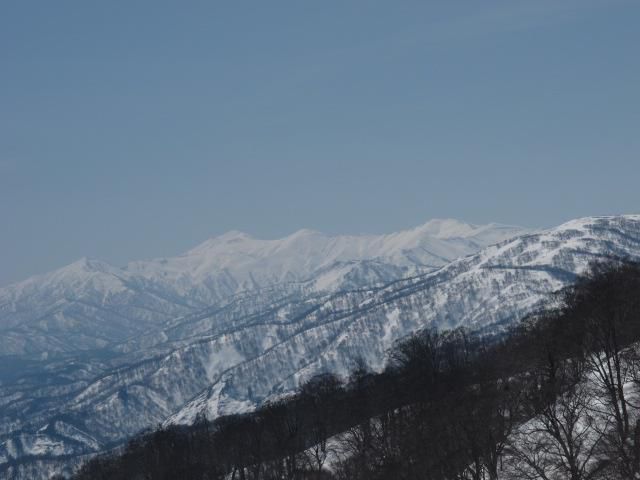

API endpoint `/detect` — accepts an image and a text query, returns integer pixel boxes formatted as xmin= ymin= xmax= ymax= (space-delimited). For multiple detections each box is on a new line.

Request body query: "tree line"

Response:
xmin=70 ymin=261 xmax=640 ymax=480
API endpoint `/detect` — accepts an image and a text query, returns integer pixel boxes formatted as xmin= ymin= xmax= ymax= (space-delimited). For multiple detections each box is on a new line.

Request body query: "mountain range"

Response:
xmin=2 ymin=215 xmax=640 ymax=479
xmin=0 ymin=219 xmax=523 ymax=357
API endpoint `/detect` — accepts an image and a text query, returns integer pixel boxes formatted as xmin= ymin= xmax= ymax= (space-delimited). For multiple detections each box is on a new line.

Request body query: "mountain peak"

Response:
xmin=418 ymin=218 xmax=478 ymax=239
xmin=216 ymin=230 xmax=252 ymax=242
xmin=56 ymin=257 xmax=123 ymax=281
xmin=186 ymin=230 xmax=253 ymax=255
xmin=69 ymin=257 xmax=104 ymax=270
xmin=287 ymin=228 xmax=324 ymax=239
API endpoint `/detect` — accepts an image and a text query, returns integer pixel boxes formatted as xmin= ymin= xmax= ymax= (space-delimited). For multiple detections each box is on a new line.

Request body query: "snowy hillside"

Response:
xmin=3 ymin=215 xmax=640 ymax=479
xmin=168 ymin=215 xmax=640 ymax=424
xmin=0 ymin=218 xmax=525 ymax=478
xmin=0 ymin=219 xmax=523 ymax=356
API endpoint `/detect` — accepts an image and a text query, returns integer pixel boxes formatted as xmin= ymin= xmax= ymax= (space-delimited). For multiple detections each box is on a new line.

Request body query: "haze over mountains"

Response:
xmin=2 ymin=215 xmax=640 ymax=479
xmin=0 ymin=219 xmax=524 ymax=356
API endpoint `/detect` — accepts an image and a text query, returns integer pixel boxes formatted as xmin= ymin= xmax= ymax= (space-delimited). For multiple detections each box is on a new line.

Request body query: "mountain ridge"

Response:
xmin=3 ymin=215 xmax=640 ymax=479
xmin=0 ymin=219 xmax=526 ymax=357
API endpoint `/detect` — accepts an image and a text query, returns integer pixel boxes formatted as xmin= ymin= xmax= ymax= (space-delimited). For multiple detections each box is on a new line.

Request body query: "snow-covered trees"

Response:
xmin=73 ymin=261 xmax=640 ymax=480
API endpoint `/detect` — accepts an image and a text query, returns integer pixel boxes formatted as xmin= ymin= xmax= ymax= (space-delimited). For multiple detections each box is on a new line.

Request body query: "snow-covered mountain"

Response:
xmin=125 ymin=219 xmax=524 ymax=282
xmin=4 ymin=215 xmax=640 ymax=479
xmin=0 ymin=219 xmax=524 ymax=356
xmin=167 ymin=215 xmax=640 ymax=424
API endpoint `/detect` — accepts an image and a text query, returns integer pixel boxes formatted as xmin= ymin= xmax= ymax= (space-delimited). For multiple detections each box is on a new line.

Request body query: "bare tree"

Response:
xmin=506 ymin=360 xmax=610 ymax=480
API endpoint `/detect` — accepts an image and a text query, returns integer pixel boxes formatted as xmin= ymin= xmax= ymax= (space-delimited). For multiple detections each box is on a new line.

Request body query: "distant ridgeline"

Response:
xmin=71 ymin=261 xmax=640 ymax=480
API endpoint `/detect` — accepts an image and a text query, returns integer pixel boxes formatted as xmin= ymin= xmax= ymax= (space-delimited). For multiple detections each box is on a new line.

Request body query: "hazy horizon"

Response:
xmin=2 ymin=0 xmax=639 ymax=285
xmin=6 ymin=213 xmax=640 ymax=287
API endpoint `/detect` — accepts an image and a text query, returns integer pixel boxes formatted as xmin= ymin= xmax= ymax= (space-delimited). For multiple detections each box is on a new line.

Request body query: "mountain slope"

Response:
xmin=0 ymin=220 xmax=523 ymax=357
xmin=168 ymin=215 xmax=640 ymax=423
xmin=3 ymin=216 xmax=639 ymax=480
xmin=0 ymin=219 xmax=526 ymax=478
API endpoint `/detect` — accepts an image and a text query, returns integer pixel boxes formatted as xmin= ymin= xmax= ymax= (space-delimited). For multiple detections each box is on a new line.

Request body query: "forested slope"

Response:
xmin=71 ymin=261 xmax=640 ymax=480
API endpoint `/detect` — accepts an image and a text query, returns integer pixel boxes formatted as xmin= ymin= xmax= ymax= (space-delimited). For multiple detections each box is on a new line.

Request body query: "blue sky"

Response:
xmin=1 ymin=0 xmax=639 ymax=285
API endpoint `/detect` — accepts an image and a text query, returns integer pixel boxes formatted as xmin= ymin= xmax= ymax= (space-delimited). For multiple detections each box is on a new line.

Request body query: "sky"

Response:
xmin=1 ymin=0 xmax=639 ymax=286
